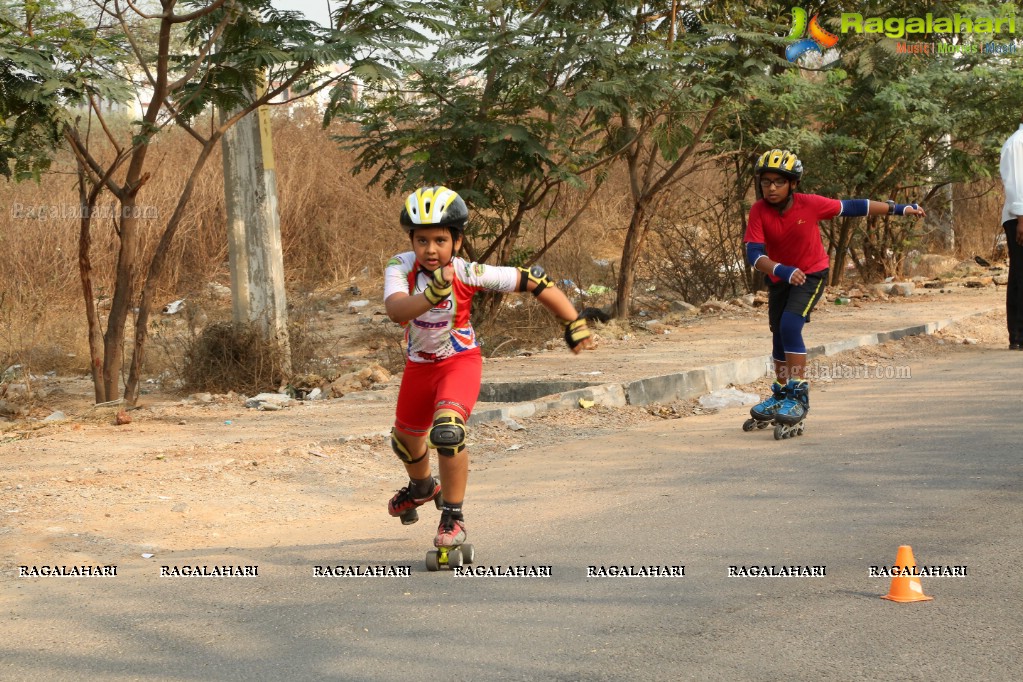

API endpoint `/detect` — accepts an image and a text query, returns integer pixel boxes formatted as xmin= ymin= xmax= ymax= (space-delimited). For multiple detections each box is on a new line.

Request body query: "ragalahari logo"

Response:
xmin=786 ymin=7 xmax=840 ymax=64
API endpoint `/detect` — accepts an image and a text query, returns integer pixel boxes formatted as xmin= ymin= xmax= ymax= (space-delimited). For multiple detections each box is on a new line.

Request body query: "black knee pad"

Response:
xmin=390 ymin=429 xmax=426 ymax=464
xmin=428 ymin=415 xmax=466 ymax=456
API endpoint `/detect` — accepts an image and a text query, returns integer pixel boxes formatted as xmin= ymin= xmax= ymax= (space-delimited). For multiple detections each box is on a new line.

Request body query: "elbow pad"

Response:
xmin=840 ymin=199 xmax=869 ymax=217
xmin=745 ymin=242 xmax=766 ymax=267
xmin=518 ymin=265 xmax=552 ymax=297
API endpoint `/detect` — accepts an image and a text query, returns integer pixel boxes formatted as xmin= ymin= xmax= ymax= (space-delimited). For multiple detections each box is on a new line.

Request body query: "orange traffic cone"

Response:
xmin=881 ymin=545 xmax=934 ymax=603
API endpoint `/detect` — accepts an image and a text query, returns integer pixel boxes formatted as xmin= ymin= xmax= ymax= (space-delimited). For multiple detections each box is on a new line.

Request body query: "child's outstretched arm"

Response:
xmin=518 ymin=266 xmax=592 ymax=354
xmin=839 ymin=199 xmax=926 ymax=218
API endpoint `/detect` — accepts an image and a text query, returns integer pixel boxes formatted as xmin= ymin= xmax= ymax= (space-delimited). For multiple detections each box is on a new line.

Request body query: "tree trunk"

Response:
xmin=613 ymin=207 xmax=649 ymax=319
xmin=77 ymin=170 xmax=106 ymax=403
xmin=927 ymin=182 xmax=955 ymax=252
xmin=102 ymin=200 xmax=138 ymax=402
xmin=830 ymin=217 xmax=857 ymax=286
xmin=125 ymin=139 xmax=222 ymax=406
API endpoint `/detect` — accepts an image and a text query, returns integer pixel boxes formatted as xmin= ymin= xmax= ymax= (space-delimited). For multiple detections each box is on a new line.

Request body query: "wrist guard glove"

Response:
xmin=562 ymin=317 xmax=590 ymax=351
xmin=423 ymin=268 xmax=452 ymax=305
xmin=772 ymin=263 xmax=798 ymax=284
xmin=889 ymin=201 xmax=920 ymax=216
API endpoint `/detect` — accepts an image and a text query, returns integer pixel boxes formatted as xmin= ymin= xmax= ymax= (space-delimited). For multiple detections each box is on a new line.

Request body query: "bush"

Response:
xmin=182 ymin=321 xmax=310 ymax=395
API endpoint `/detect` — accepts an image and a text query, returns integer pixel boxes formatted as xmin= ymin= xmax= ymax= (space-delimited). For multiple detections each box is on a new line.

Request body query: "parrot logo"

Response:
xmin=785 ymin=7 xmax=840 ymax=64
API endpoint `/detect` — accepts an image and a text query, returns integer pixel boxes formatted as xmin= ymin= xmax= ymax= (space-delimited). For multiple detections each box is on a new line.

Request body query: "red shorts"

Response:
xmin=394 ymin=348 xmax=482 ymax=438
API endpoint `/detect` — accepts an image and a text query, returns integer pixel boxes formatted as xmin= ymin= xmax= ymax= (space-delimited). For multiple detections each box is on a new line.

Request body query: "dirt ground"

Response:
xmin=0 ymin=274 xmax=1011 ymax=579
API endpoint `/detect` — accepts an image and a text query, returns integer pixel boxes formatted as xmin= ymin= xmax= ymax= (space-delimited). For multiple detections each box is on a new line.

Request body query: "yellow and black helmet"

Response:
xmin=399 ymin=186 xmax=468 ymax=232
xmin=754 ymin=149 xmax=803 ymax=182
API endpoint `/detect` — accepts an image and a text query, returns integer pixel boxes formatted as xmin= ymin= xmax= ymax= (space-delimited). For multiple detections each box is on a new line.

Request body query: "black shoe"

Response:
xmin=387 ymin=478 xmax=441 ymax=517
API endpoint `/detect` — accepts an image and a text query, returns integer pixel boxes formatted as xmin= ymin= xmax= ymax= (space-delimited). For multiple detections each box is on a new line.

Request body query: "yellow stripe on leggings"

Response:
xmin=801 ymin=277 xmax=824 ymax=317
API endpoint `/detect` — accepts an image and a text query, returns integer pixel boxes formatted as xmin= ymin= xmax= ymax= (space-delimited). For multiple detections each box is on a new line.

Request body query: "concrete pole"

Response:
xmin=220 ymin=82 xmax=292 ymax=375
xmin=221 ymin=107 xmax=252 ymax=324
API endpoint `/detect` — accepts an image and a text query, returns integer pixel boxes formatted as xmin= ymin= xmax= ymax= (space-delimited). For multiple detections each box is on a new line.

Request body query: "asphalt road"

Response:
xmin=4 ymin=347 xmax=1022 ymax=681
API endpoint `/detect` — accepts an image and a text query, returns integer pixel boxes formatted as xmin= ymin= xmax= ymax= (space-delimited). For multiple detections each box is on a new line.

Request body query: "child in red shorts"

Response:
xmin=383 ymin=186 xmax=592 ymax=551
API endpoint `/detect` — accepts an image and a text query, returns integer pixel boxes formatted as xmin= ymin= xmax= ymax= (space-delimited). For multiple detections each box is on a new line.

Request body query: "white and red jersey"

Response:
xmin=384 ymin=253 xmax=520 ymax=363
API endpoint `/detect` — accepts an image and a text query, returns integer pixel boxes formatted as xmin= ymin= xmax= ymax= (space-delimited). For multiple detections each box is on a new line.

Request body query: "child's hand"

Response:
xmin=563 ymin=318 xmax=592 ymax=354
xmin=424 ymin=266 xmax=453 ymax=305
xmin=904 ymin=204 xmax=926 ymax=217
xmin=773 ymin=263 xmax=804 ymax=285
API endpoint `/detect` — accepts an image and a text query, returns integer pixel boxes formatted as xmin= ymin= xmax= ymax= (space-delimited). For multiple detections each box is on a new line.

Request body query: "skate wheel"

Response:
xmin=742 ymin=418 xmax=756 ymax=432
xmin=447 ymin=548 xmax=463 ymax=569
xmin=426 ymin=550 xmax=440 ymax=572
xmin=400 ymin=508 xmax=419 ymax=525
xmin=773 ymin=424 xmax=784 ymax=440
xmin=461 ymin=543 xmax=475 ymax=564
xmin=757 ymin=420 xmax=769 ymax=429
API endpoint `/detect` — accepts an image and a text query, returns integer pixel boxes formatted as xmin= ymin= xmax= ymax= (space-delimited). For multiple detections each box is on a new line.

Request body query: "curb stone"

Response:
xmin=467 ymin=308 xmax=994 ymax=424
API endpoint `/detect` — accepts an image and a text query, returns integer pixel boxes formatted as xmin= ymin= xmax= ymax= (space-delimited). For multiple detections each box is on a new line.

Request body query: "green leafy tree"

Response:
xmin=331 ymin=0 xmax=631 ymax=278
xmin=740 ymin=0 xmax=1023 ymax=283
xmin=335 ymin=1 xmax=779 ymax=319
xmin=594 ymin=1 xmax=779 ymax=317
xmin=0 ymin=1 xmax=129 ymax=180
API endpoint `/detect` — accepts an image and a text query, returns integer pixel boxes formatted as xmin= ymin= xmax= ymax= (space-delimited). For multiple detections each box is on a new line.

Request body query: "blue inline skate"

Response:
xmin=742 ymin=379 xmax=809 ymax=440
xmin=772 ymin=379 xmax=809 ymax=440
xmin=743 ymin=381 xmax=787 ymax=433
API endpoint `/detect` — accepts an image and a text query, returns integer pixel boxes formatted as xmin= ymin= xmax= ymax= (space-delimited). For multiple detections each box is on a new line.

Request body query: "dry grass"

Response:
xmin=951 ymin=179 xmax=1005 ymax=260
xmin=180 ymin=321 xmax=287 ymax=393
xmin=0 ymin=111 xmax=1003 ymax=391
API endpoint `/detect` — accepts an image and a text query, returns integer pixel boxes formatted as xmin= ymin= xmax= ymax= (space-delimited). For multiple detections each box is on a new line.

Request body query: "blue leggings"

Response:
xmin=773 ymin=311 xmax=807 ymax=360
xmin=767 ymin=269 xmax=828 ymax=361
